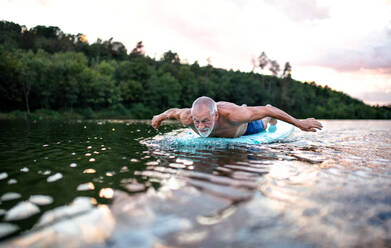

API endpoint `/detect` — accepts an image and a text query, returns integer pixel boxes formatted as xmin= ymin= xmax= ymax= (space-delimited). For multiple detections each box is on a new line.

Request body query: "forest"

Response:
xmin=1 ymin=20 xmax=390 ymax=120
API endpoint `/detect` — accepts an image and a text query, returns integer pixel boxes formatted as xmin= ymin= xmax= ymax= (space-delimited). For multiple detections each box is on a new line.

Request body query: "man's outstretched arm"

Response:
xmin=152 ymin=108 xmax=193 ymax=129
xmin=227 ymin=104 xmax=323 ymax=132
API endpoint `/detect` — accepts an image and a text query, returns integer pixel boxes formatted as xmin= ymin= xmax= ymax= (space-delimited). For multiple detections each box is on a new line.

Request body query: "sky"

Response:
xmin=1 ymin=0 xmax=391 ymax=105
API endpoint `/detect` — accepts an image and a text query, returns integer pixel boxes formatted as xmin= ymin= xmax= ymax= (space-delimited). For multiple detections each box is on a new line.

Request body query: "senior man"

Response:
xmin=152 ymin=96 xmax=322 ymax=138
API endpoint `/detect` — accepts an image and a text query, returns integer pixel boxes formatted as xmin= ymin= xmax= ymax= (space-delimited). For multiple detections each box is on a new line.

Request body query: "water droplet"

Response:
xmin=34 ymin=197 xmax=92 ymax=228
xmin=146 ymin=161 xmax=159 ymax=166
xmin=169 ymin=163 xmax=186 ymax=169
xmin=70 ymin=163 xmax=77 ymax=168
xmin=29 ymin=195 xmax=53 ymax=205
xmin=87 ymin=146 xmax=92 ymax=149
xmin=125 ymin=183 xmax=145 ymax=192
xmin=0 ymin=172 xmax=8 ymax=180
xmin=90 ymin=197 xmax=97 ymax=205
xmin=89 ymin=158 xmax=96 ymax=162
xmin=20 ymin=167 xmax=29 ymax=172
xmin=8 ymin=179 xmax=17 ymax=184
xmin=0 ymin=223 xmax=19 ymax=238
xmin=85 ymin=153 xmax=92 ymax=157
xmin=177 ymin=230 xmax=208 ymax=244
xmin=83 ymin=169 xmax=96 ymax=174
xmin=5 ymin=201 xmax=40 ymax=221
xmin=47 ymin=173 xmax=63 ymax=182
xmin=99 ymin=188 xmax=114 ymax=199
xmin=176 ymin=158 xmax=194 ymax=165
xmin=43 ymin=170 xmax=51 ymax=175
xmin=1 ymin=192 xmax=21 ymax=201
xmin=77 ymin=182 xmax=95 ymax=191
xmin=130 ymin=158 xmax=139 ymax=163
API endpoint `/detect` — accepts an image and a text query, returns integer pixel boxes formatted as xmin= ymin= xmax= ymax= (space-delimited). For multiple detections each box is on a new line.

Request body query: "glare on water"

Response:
xmin=0 ymin=120 xmax=390 ymax=247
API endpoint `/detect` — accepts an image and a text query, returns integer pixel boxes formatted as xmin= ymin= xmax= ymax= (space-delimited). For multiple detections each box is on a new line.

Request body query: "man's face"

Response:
xmin=192 ymin=108 xmax=216 ymax=137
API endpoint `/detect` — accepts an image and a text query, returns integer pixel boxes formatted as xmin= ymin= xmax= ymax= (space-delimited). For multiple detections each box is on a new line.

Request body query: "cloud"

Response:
xmin=308 ymin=25 xmax=391 ymax=73
xmin=293 ymin=65 xmax=391 ymax=105
xmin=146 ymin=1 xmax=222 ymax=52
xmin=357 ymin=91 xmax=391 ymax=106
xmin=143 ymin=0 xmax=262 ymax=66
xmin=242 ymin=1 xmax=391 ymax=74
xmin=264 ymin=0 xmax=330 ymax=22
xmin=6 ymin=0 xmax=49 ymax=6
xmin=32 ymin=0 xmax=49 ymax=5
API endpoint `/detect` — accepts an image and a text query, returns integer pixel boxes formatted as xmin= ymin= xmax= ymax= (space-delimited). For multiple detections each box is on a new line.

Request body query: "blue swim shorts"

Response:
xmin=244 ymin=120 xmax=265 ymax=135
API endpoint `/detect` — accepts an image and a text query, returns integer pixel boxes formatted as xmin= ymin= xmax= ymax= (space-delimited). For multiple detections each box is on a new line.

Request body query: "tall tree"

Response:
xmin=130 ymin=41 xmax=145 ymax=58
xmin=282 ymin=62 xmax=292 ymax=79
xmin=162 ymin=50 xmax=180 ymax=64
xmin=258 ymin=52 xmax=268 ymax=69
xmin=269 ymin=60 xmax=280 ymax=76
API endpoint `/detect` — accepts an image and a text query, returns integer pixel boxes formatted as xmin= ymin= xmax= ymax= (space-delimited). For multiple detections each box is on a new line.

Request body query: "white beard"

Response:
xmin=196 ymin=121 xmax=215 ymax=137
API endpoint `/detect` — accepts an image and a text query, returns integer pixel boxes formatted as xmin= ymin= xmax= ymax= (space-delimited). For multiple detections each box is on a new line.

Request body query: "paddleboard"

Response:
xmin=171 ymin=120 xmax=294 ymax=147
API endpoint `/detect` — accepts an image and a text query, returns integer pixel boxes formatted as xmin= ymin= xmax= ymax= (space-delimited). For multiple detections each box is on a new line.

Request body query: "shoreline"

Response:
xmin=1 ymin=109 xmax=391 ymax=121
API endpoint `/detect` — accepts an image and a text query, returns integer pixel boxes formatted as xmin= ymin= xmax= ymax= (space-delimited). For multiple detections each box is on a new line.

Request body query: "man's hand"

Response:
xmin=152 ymin=114 xmax=166 ymax=130
xmin=298 ymin=118 xmax=323 ymax=132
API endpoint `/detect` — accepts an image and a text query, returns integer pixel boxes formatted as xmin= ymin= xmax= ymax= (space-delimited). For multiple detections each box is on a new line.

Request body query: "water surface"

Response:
xmin=0 ymin=120 xmax=390 ymax=247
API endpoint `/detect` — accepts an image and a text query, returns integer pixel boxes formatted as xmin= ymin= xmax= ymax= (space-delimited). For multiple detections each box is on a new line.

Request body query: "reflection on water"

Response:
xmin=0 ymin=120 xmax=391 ymax=247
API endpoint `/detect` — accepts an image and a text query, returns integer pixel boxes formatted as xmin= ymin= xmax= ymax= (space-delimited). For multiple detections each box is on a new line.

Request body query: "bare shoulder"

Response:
xmin=217 ymin=101 xmax=242 ymax=112
xmin=217 ymin=102 xmax=248 ymax=122
xmin=178 ymin=108 xmax=191 ymax=114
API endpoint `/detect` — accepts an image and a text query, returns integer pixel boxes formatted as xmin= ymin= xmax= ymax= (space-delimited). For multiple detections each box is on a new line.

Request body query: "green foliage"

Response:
xmin=78 ymin=107 xmax=94 ymax=119
xmin=0 ymin=20 xmax=390 ymax=119
xmin=129 ymin=103 xmax=155 ymax=119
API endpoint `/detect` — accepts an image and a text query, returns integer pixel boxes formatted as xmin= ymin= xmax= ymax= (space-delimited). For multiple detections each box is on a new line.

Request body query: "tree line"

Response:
xmin=1 ymin=20 xmax=390 ymax=119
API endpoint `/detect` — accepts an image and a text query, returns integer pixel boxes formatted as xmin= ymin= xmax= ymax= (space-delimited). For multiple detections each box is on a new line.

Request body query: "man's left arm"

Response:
xmin=228 ymin=104 xmax=322 ymax=132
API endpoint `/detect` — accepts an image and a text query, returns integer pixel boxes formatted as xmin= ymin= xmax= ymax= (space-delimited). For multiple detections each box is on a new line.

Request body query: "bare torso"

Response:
xmin=190 ymin=102 xmax=248 ymax=138
xmin=153 ymin=99 xmax=323 ymax=136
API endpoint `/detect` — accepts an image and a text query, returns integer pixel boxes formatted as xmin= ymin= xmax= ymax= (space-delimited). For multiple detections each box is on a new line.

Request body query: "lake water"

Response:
xmin=0 ymin=120 xmax=390 ymax=247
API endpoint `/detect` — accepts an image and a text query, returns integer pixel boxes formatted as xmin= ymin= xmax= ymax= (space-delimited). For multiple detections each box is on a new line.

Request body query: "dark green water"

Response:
xmin=0 ymin=120 xmax=164 ymax=237
xmin=0 ymin=120 xmax=391 ymax=247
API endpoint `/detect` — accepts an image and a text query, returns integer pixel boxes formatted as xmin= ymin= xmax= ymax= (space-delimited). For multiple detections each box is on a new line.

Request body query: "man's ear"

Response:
xmin=215 ymin=111 xmax=219 ymax=121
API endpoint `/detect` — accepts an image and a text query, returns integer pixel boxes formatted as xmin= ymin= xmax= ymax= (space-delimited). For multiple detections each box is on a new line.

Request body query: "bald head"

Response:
xmin=191 ymin=96 xmax=217 ymax=115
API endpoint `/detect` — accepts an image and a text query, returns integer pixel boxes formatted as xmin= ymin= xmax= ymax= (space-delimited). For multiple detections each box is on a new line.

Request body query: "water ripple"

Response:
xmin=1 ymin=120 xmax=390 ymax=247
